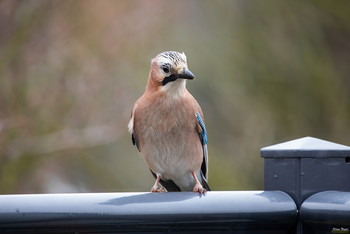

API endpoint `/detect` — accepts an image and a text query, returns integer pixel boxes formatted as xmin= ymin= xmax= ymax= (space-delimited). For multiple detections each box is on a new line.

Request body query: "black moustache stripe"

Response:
xmin=162 ymin=74 xmax=178 ymax=86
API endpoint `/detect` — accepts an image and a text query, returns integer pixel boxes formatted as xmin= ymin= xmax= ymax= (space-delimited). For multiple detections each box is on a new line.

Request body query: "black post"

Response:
xmin=261 ymin=136 xmax=350 ymax=233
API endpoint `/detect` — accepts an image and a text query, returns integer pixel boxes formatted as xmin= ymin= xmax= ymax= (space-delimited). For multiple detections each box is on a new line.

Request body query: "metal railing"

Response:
xmin=0 ymin=191 xmax=297 ymax=233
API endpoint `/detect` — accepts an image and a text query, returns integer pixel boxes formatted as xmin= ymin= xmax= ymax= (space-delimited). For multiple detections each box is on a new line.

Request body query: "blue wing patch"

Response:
xmin=196 ymin=112 xmax=209 ymax=186
xmin=196 ymin=112 xmax=207 ymax=145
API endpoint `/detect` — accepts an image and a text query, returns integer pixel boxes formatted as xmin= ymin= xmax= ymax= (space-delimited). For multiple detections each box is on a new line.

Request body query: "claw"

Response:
xmin=151 ymin=173 xmax=165 ymax=193
xmin=193 ymin=183 xmax=207 ymax=194
xmin=151 ymin=186 xmax=166 ymax=193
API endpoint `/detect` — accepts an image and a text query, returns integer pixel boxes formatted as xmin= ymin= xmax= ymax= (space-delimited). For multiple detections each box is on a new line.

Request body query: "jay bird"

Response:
xmin=128 ymin=51 xmax=210 ymax=194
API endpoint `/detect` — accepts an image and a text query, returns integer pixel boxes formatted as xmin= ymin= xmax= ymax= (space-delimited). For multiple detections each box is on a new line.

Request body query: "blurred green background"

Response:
xmin=1 ymin=0 xmax=350 ymax=194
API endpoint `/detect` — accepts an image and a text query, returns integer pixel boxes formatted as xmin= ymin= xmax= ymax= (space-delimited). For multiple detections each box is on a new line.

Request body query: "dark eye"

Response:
xmin=162 ymin=67 xmax=169 ymax=73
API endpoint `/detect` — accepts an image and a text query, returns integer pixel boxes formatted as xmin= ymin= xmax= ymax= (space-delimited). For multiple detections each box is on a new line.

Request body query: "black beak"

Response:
xmin=178 ymin=69 xmax=195 ymax=80
xmin=162 ymin=69 xmax=195 ymax=86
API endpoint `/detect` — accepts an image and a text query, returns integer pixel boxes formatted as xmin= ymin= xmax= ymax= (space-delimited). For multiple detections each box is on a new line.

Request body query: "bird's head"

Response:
xmin=148 ymin=51 xmax=195 ymax=93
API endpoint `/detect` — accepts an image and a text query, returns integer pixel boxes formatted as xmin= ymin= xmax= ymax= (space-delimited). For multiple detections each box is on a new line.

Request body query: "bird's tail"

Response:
xmin=200 ymin=172 xmax=211 ymax=191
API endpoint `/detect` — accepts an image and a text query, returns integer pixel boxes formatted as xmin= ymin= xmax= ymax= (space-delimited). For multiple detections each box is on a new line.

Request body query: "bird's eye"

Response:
xmin=162 ymin=67 xmax=170 ymax=73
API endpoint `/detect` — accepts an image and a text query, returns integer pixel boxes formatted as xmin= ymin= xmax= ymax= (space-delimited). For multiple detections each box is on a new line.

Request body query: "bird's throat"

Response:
xmin=160 ymin=79 xmax=187 ymax=99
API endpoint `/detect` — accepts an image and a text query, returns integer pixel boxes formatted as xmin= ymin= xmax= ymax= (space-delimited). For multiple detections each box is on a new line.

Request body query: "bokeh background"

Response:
xmin=1 ymin=0 xmax=350 ymax=194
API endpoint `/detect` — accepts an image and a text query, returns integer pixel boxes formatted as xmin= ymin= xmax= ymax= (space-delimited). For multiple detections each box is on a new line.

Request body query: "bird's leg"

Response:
xmin=151 ymin=173 xmax=166 ymax=192
xmin=191 ymin=171 xmax=206 ymax=194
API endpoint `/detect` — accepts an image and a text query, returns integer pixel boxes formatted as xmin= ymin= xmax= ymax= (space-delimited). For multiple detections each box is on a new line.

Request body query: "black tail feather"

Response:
xmin=150 ymin=170 xmax=181 ymax=192
xmin=200 ymin=171 xmax=211 ymax=191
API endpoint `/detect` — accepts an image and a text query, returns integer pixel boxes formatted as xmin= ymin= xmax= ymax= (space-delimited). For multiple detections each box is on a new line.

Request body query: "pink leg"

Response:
xmin=192 ymin=171 xmax=207 ymax=194
xmin=151 ymin=174 xmax=166 ymax=192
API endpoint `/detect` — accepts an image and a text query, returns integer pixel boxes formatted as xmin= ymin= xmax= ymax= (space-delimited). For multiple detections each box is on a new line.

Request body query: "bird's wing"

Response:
xmin=130 ymin=128 xmax=139 ymax=152
xmin=196 ymin=112 xmax=210 ymax=190
xmin=128 ymin=103 xmax=140 ymax=152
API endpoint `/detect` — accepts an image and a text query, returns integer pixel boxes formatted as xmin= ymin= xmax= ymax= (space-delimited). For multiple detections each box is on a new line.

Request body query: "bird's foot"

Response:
xmin=151 ymin=173 xmax=166 ymax=192
xmin=191 ymin=171 xmax=207 ymax=194
xmin=151 ymin=186 xmax=166 ymax=193
xmin=193 ymin=183 xmax=207 ymax=194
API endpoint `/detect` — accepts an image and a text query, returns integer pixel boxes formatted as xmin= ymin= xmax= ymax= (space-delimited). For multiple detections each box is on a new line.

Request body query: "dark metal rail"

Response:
xmin=300 ymin=191 xmax=350 ymax=233
xmin=0 ymin=191 xmax=297 ymax=233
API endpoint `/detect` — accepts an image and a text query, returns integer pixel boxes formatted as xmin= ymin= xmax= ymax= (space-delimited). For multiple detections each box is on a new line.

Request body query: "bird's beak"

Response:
xmin=178 ymin=69 xmax=195 ymax=80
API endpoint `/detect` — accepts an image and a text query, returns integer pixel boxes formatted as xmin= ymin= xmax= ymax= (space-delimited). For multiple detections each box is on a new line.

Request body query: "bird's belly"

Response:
xmin=140 ymin=129 xmax=202 ymax=186
xmin=143 ymin=138 xmax=191 ymax=176
xmin=144 ymin=144 xmax=200 ymax=191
